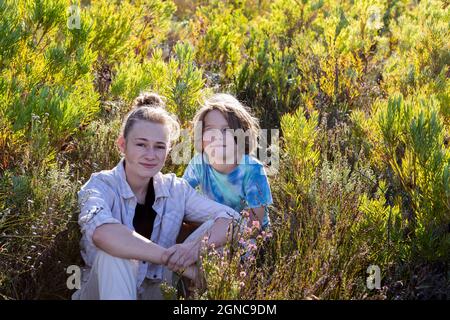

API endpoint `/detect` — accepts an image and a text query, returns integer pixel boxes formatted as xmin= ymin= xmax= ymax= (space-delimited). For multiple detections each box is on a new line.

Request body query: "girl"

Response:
xmin=183 ymin=93 xmax=273 ymax=230
xmin=73 ymin=92 xmax=240 ymax=300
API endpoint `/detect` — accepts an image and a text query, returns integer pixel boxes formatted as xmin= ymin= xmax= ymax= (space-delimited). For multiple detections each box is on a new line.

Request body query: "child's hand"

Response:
xmin=242 ymin=209 xmax=262 ymax=228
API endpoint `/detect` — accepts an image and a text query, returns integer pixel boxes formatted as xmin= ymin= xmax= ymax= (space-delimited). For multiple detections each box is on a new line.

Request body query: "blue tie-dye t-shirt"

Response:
xmin=182 ymin=153 xmax=273 ymax=228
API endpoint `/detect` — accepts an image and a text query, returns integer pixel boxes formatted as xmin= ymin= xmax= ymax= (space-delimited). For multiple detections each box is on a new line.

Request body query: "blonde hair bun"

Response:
xmin=134 ymin=92 xmax=165 ymax=109
xmin=121 ymin=92 xmax=180 ymax=142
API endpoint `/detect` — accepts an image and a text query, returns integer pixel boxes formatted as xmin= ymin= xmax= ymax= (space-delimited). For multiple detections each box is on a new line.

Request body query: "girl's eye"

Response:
xmin=157 ymin=146 xmax=166 ymax=149
xmin=137 ymin=143 xmax=145 ymax=147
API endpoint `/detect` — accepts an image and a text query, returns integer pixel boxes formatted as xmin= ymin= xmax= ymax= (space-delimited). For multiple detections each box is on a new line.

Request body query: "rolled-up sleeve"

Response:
xmin=78 ymin=177 xmax=121 ymax=248
xmin=181 ymin=178 xmax=241 ymax=223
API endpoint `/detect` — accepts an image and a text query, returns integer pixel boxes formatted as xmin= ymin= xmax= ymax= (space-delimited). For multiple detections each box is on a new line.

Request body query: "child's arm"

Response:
xmin=243 ymin=161 xmax=273 ymax=229
xmin=247 ymin=207 xmax=265 ymax=228
xmin=166 ymin=217 xmax=235 ymax=271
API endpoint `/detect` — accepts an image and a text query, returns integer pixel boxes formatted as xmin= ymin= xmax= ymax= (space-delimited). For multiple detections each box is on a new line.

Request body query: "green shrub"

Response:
xmin=381 ymin=0 xmax=449 ymax=99
xmin=377 ymin=94 xmax=450 ymax=260
xmin=280 ymin=107 xmax=319 ymax=192
xmin=0 ymin=164 xmax=79 ymax=299
xmin=1 ymin=0 xmax=449 ymax=300
xmin=86 ymin=0 xmax=176 ymax=62
xmin=188 ymin=0 xmax=249 ymax=83
xmin=111 ymin=42 xmax=206 ymax=125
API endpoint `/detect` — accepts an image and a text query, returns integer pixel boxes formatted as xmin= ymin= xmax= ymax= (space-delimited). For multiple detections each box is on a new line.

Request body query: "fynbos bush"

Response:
xmin=1 ymin=0 xmax=448 ymax=300
xmin=377 ymin=94 xmax=450 ymax=260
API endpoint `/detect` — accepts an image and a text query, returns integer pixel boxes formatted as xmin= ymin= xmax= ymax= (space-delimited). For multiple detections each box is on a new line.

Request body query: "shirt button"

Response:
xmin=153 ymin=275 xmax=157 ymax=278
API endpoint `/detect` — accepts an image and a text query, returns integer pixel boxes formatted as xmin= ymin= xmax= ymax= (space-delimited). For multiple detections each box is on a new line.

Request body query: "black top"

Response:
xmin=133 ymin=178 xmax=157 ymax=240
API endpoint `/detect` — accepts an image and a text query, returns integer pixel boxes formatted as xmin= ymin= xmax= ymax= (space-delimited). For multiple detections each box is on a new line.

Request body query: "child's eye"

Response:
xmin=157 ymin=146 xmax=166 ymax=149
xmin=136 ymin=143 xmax=145 ymax=147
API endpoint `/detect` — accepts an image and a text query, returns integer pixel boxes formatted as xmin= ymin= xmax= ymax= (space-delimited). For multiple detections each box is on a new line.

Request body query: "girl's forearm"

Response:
xmin=92 ymin=223 xmax=169 ymax=265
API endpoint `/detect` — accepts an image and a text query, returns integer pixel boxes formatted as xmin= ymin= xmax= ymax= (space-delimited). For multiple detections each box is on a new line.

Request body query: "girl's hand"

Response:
xmin=165 ymin=241 xmax=201 ymax=272
xmin=161 ymin=246 xmax=177 ymax=265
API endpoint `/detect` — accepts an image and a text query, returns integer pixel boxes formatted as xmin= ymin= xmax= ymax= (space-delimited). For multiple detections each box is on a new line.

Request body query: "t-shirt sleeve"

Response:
xmin=243 ymin=163 xmax=273 ymax=208
xmin=182 ymin=160 xmax=200 ymax=189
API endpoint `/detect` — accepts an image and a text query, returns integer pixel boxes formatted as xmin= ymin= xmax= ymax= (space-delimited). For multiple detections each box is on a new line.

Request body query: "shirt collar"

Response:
xmin=152 ymin=171 xmax=170 ymax=199
xmin=114 ymin=158 xmax=170 ymax=200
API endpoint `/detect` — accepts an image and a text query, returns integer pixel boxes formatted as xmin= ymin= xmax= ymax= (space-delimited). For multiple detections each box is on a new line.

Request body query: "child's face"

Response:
xmin=202 ymin=109 xmax=237 ymax=165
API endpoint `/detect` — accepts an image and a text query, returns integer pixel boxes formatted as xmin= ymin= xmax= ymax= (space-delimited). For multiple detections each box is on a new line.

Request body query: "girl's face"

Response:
xmin=117 ymin=120 xmax=170 ymax=179
xmin=202 ymin=109 xmax=237 ymax=165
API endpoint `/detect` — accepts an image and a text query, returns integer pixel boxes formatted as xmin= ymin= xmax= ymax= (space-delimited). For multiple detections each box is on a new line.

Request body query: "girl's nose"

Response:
xmin=145 ymin=147 xmax=156 ymax=159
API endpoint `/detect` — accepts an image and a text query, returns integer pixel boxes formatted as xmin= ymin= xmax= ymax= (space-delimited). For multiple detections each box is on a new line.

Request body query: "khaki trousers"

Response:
xmin=72 ymin=219 xmax=213 ymax=300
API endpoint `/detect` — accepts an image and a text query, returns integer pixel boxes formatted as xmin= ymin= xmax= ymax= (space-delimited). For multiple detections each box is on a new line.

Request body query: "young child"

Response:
xmin=182 ymin=93 xmax=273 ymax=230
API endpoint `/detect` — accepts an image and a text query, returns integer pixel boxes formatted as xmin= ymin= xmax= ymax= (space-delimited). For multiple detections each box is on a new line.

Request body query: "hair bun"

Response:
xmin=134 ymin=92 xmax=165 ymax=108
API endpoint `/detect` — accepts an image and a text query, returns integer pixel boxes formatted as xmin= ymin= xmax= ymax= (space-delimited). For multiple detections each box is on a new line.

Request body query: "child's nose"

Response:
xmin=205 ymin=129 xmax=224 ymax=143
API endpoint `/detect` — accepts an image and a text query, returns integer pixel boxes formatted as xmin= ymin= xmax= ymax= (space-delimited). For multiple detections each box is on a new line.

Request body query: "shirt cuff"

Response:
xmin=80 ymin=208 xmax=121 ymax=247
xmin=214 ymin=207 xmax=241 ymax=222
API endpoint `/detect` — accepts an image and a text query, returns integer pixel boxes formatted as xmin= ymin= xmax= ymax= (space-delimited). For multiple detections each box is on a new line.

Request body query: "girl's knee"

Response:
xmin=94 ymin=250 xmax=139 ymax=274
xmin=183 ymin=219 xmax=215 ymax=243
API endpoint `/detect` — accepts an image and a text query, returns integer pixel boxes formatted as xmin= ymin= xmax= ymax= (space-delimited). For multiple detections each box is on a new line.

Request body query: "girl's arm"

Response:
xmin=165 ymin=180 xmax=241 ymax=272
xmin=94 ymin=224 xmax=200 ymax=281
xmin=93 ymin=223 xmax=174 ymax=265
xmin=166 ymin=216 xmax=243 ymax=273
xmin=78 ymin=178 xmax=174 ymax=266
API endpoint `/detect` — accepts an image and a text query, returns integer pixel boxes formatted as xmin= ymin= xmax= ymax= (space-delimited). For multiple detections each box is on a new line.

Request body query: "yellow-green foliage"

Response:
xmin=376 ymin=94 xmax=450 ymax=259
xmin=281 ymin=108 xmax=320 ymax=191
xmin=0 ymin=0 xmax=180 ymax=168
xmin=86 ymin=0 xmax=176 ymax=61
xmin=188 ymin=0 xmax=249 ymax=82
xmin=1 ymin=0 xmax=449 ymax=300
xmin=355 ymin=180 xmax=404 ymax=264
xmin=111 ymin=42 xmax=206 ymax=125
xmin=382 ymin=1 xmax=449 ymax=96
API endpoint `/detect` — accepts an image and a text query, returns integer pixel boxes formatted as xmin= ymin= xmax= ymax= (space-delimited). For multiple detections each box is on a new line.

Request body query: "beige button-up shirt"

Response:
xmin=77 ymin=158 xmax=240 ymax=288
